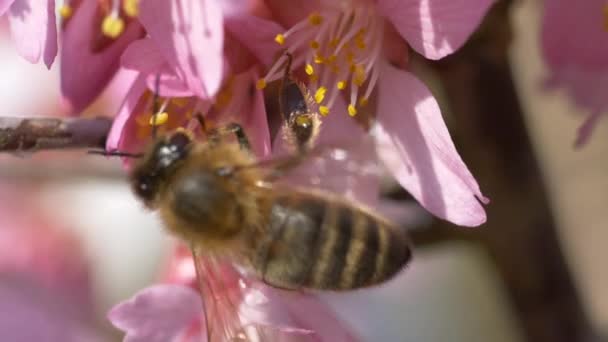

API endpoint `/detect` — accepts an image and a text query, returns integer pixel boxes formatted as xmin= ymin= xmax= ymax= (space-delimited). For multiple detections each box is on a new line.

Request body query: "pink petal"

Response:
xmin=225 ymin=14 xmax=284 ymax=66
xmin=60 ymin=0 xmax=143 ymax=114
xmin=240 ymin=69 xmax=272 ymax=157
xmin=263 ymin=0 xmax=320 ymax=26
xmin=121 ymin=38 xmax=166 ymax=75
xmin=106 ymin=74 xmax=148 ymax=153
xmin=108 ymin=285 xmax=202 ymax=342
xmin=542 ymin=0 xmax=608 ymax=69
xmin=0 ymin=0 xmax=15 ymax=16
xmin=7 ymin=0 xmax=57 ymax=68
xmin=377 ymin=0 xmax=494 ymax=60
xmin=138 ymin=0 xmax=224 ymax=99
xmin=374 ymin=62 xmax=487 ymax=226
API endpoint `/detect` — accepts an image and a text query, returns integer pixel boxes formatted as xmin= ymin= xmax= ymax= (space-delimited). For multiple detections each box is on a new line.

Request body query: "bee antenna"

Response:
xmin=88 ymin=150 xmax=144 ymax=159
xmin=282 ymin=51 xmax=293 ymax=82
xmin=151 ymin=73 xmax=161 ymax=139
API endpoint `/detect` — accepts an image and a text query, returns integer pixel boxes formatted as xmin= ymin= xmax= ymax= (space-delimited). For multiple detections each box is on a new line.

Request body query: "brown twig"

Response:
xmin=0 ymin=116 xmax=111 ymax=152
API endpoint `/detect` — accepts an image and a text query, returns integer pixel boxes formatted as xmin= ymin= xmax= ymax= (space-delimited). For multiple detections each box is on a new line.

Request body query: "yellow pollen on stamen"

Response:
xmin=58 ymin=4 xmax=73 ymax=19
xmin=319 ymin=106 xmax=330 ymax=116
xmin=308 ymin=12 xmax=323 ymax=26
xmin=359 ymin=97 xmax=369 ymax=107
xmin=101 ymin=15 xmax=125 ymax=38
xmin=256 ymin=79 xmax=267 ymax=89
xmin=327 ymin=54 xmax=337 ymax=64
xmin=329 ymin=39 xmax=339 ymax=48
xmin=149 ymin=112 xmax=169 ymax=126
xmin=314 ymin=54 xmax=325 ymax=64
xmin=337 ymin=81 xmax=347 ymax=90
xmin=314 ymin=87 xmax=327 ymax=103
xmin=305 ymin=64 xmax=315 ymax=76
xmin=123 ymin=0 xmax=140 ymax=17
xmin=347 ymin=104 xmax=357 ymax=117
xmin=310 ymin=40 xmax=320 ymax=49
xmin=354 ymin=65 xmax=366 ymax=86
xmin=274 ymin=34 xmax=286 ymax=45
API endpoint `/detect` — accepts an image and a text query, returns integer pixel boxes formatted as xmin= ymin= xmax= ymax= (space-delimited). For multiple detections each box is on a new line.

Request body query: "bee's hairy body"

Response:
xmin=131 ymin=132 xmax=410 ymax=291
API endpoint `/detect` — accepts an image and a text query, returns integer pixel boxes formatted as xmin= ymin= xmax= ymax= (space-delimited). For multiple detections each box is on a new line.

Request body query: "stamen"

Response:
xmin=604 ymin=4 xmax=608 ymax=31
xmin=308 ymin=12 xmax=323 ymax=26
xmin=149 ymin=112 xmax=169 ymax=126
xmin=319 ymin=106 xmax=330 ymax=116
xmin=337 ymin=81 xmax=347 ymax=90
xmin=314 ymin=87 xmax=327 ymax=104
xmin=274 ymin=34 xmax=286 ymax=45
xmin=123 ymin=0 xmax=140 ymax=17
xmin=256 ymin=79 xmax=267 ymax=90
xmin=102 ymin=15 xmax=125 ymax=38
xmin=305 ymin=64 xmax=315 ymax=76
xmin=347 ymin=104 xmax=357 ymax=117
xmin=58 ymin=3 xmax=73 ymax=19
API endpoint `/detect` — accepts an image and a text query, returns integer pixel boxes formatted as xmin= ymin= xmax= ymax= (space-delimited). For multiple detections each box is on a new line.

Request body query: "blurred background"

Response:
xmin=0 ymin=0 xmax=606 ymax=341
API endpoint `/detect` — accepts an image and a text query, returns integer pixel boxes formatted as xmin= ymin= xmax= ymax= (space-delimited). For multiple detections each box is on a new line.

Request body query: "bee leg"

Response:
xmin=87 ymin=149 xmax=143 ymax=158
xmin=194 ymin=114 xmax=252 ymax=152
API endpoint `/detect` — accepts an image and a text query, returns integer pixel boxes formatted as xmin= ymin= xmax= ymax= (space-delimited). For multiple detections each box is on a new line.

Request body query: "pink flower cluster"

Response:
xmin=1 ymin=0 xmax=497 ymax=340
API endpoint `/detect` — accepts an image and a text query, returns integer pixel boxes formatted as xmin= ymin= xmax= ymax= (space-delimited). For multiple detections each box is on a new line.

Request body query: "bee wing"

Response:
xmin=256 ymin=136 xmax=384 ymax=205
xmin=190 ymin=246 xmax=315 ymax=341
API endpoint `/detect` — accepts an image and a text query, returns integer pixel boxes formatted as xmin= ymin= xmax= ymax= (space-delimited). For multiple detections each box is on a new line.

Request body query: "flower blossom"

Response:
xmin=0 ymin=0 xmax=57 ymax=68
xmin=106 ymin=0 xmax=285 ymax=159
xmin=59 ymin=0 xmax=144 ymax=113
xmin=0 ymin=186 xmax=105 ymax=341
xmin=109 ymin=243 xmax=360 ymax=341
xmin=541 ymin=0 xmax=608 ymax=146
xmin=257 ymin=0 xmax=493 ymax=226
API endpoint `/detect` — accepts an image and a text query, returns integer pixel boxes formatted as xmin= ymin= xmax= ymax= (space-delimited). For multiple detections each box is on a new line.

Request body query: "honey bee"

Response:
xmin=99 ymin=57 xmax=412 ymax=341
xmin=125 ymin=121 xmax=411 ymax=340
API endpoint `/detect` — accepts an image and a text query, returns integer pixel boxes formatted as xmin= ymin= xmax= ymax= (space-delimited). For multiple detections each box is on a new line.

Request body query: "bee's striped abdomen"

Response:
xmin=253 ymin=193 xmax=411 ymax=290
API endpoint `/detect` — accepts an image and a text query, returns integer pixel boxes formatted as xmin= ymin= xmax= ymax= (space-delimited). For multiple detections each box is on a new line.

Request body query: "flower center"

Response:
xmin=259 ymin=3 xmax=384 ymax=116
xmin=59 ymin=0 xmax=139 ymax=39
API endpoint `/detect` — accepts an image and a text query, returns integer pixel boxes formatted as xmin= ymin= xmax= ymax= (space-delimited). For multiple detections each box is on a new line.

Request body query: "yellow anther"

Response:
xmin=337 ymin=81 xmax=347 ymax=90
xmin=313 ymin=54 xmax=324 ymax=64
xmin=308 ymin=12 xmax=323 ymax=26
xmin=345 ymin=51 xmax=355 ymax=63
xmin=101 ymin=15 xmax=125 ymax=38
xmin=58 ymin=4 xmax=72 ymax=19
xmin=354 ymin=65 xmax=366 ymax=86
xmin=310 ymin=40 xmax=320 ymax=49
xmin=355 ymin=37 xmax=366 ymax=50
xmin=359 ymin=97 xmax=369 ymax=107
xmin=319 ymin=106 xmax=330 ymax=116
xmin=329 ymin=39 xmax=339 ymax=48
xmin=256 ymin=79 xmax=267 ymax=90
xmin=274 ymin=34 xmax=286 ymax=45
xmin=347 ymin=104 xmax=357 ymax=117
xmin=305 ymin=64 xmax=314 ymax=76
xmin=309 ymin=74 xmax=319 ymax=82
xmin=149 ymin=112 xmax=169 ymax=126
xmin=123 ymin=0 xmax=139 ymax=17
xmin=327 ymin=54 xmax=337 ymax=64
xmin=314 ymin=87 xmax=327 ymax=104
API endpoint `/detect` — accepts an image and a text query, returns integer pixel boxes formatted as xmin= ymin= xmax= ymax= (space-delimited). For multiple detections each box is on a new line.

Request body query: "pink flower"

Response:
xmin=59 ymin=0 xmax=144 ymax=113
xmin=541 ymin=0 xmax=608 ymax=146
xmin=109 ymin=244 xmax=360 ymax=341
xmin=258 ymin=0 xmax=492 ymax=226
xmin=0 ymin=186 xmax=105 ymax=341
xmin=0 ymin=0 xmax=57 ymax=68
xmin=107 ymin=1 xmax=284 ymax=159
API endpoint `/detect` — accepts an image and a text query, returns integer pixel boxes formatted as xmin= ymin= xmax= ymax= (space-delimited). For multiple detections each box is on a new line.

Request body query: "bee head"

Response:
xmin=131 ymin=131 xmax=193 ymax=205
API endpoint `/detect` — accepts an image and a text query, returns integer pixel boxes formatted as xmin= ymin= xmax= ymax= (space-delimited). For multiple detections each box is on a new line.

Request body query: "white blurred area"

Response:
xmin=0 ymin=2 xmax=607 ymax=341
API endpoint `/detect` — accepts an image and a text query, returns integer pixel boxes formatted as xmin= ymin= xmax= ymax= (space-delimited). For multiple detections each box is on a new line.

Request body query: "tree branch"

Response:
xmin=0 ymin=116 xmax=111 ymax=152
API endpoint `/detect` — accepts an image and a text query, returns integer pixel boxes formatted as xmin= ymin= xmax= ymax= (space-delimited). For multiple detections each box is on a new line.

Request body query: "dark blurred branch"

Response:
xmin=0 ymin=116 xmax=111 ymax=152
xmin=411 ymin=1 xmax=599 ymax=341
